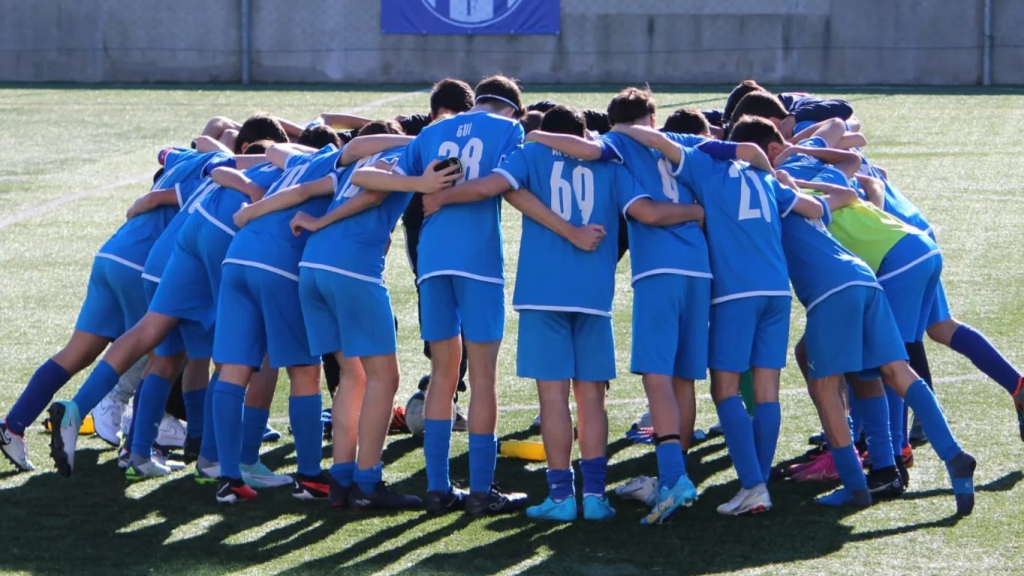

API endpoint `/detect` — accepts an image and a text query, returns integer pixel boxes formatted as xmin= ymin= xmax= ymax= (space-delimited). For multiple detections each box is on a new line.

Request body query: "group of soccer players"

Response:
xmin=1 ymin=76 xmax=1021 ymax=526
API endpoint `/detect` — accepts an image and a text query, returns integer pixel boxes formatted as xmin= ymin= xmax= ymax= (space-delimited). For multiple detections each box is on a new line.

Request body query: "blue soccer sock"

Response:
xmin=71 ymin=360 xmax=120 ymax=416
xmin=655 ymin=442 xmax=687 ymax=489
xmin=580 ymin=457 xmax=608 ymax=497
xmin=354 ymin=462 xmax=383 ymax=494
xmin=6 ymin=359 xmax=72 ymax=436
xmin=182 ymin=388 xmax=206 ymax=440
xmin=199 ymin=373 xmax=220 ymax=463
xmin=130 ymin=374 xmax=173 ymax=459
xmin=831 ymin=444 xmax=867 ymax=492
xmin=468 ymin=433 xmax=497 ymax=494
xmin=212 ymin=381 xmax=246 ymax=479
xmin=241 ymin=406 xmax=270 ymax=466
xmin=884 ymin=385 xmax=905 ymax=455
xmin=289 ymin=394 xmax=323 ymax=477
xmin=330 ymin=462 xmax=356 ymax=488
xmin=424 ymin=419 xmax=453 ymax=493
xmin=950 ymin=324 xmax=1023 ymax=395
xmin=716 ymin=396 xmax=764 ymax=489
xmin=850 ymin=394 xmax=895 ymax=469
xmin=547 ymin=468 xmax=575 ymax=501
xmin=904 ymin=379 xmax=962 ymax=462
xmin=752 ymin=402 xmax=781 ymax=481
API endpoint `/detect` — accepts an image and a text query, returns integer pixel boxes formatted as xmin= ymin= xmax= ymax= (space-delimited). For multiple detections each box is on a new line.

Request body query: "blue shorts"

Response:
xmin=516 ymin=310 xmax=615 ymax=382
xmin=213 ymin=263 xmax=318 ymax=369
xmin=148 ymin=215 xmax=230 ymax=331
xmin=631 ymin=274 xmax=709 ymax=380
xmin=804 ymin=286 xmax=907 ymax=379
xmin=75 ymin=256 xmax=149 ymax=341
xmin=299 ymin=267 xmax=397 ymax=358
xmin=709 ymin=295 xmax=791 ymax=372
xmin=419 ymin=275 xmax=504 ymax=343
xmin=927 ymin=279 xmax=952 ymax=327
xmin=877 ymin=233 xmax=942 ymax=343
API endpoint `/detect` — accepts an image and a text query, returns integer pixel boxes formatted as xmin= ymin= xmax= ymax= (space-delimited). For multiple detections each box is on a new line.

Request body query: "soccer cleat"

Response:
xmin=152 ymin=446 xmax=186 ymax=471
xmin=387 ymin=406 xmax=408 ymax=435
xmin=947 ymin=451 xmax=977 ymax=516
xmin=328 ymin=476 xmax=351 ymax=508
xmin=292 ymin=472 xmax=331 ymax=500
xmin=531 ymin=413 xmax=542 ymax=428
xmin=641 ymin=475 xmax=697 ymax=525
xmin=716 ymin=484 xmax=772 ymax=516
xmin=1013 ymin=377 xmax=1024 ymax=443
xmin=908 ymin=414 xmax=928 ymax=446
xmin=125 ymin=459 xmax=172 ymax=482
xmin=792 ymin=451 xmax=840 ymax=482
xmin=582 ymin=495 xmax=616 ymax=521
xmin=614 ymin=475 xmax=658 ymax=507
xmin=808 ymin=430 xmax=827 ymax=446
xmin=633 ymin=411 xmax=653 ymax=429
xmin=183 ymin=436 xmax=201 ymax=464
xmin=0 ymin=420 xmax=35 ymax=472
xmin=193 ymin=462 xmax=221 ymax=485
xmin=526 ymin=497 xmax=577 ymax=522
xmin=707 ymin=421 xmax=723 ymax=438
xmin=867 ymin=466 xmax=905 ymax=498
xmin=155 ymin=415 xmax=186 ymax=449
xmin=263 ymin=424 xmax=282 ymax=443
xmin=92 ymin=394 xmax=124 ymax=447
xmin=465 ymin=484 xmax=529 ymax=518
xmin=349 ymin=482 xmax=422 ymax=511
xmin=815 ymin=487 xmax=872 ymax=508
xmin=47 ymin=401 xmax=81 ymax=477
xmin=424 ymin=486 xmax=468 ymax=515
xmin=901 ymin=444 xmax=914 ymax=468
xmin=895 ymin=455 xmax=911 ymax=490
xmin=216 ymin=477 xmax=258 ymax=504
xmin=452 ymin=405 xmax=468 ymax=433
xmin=241 ymin=461 xmax=293 ymax=489
xmin=117 ymin=447 xmax=130 ymax=470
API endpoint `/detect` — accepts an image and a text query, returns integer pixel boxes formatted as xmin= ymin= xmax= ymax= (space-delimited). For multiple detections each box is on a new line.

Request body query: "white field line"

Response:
xmin=0 ymin=89 xmax=429 ymax=233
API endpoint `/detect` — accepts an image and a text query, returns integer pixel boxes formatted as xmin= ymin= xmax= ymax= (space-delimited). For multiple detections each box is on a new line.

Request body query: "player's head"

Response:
xmin=357 ymin=119 xmax=405 ymax=137
xmin=297 ymin=124 xmax=342 ymax=149
xmin=521 ymin=110 xmax=544 ymax=134
xmin=474 ymin=75 xmax=524 ymax=119
xmin=723 ymin=80 xmax=766 ymax=123
xmin=661 ymin=108 xmax=710 ymax=136
xmin=728 ymin=115 xmax=787 ymax=163
xmin=527 ymin=101 xmax=558 ymax=113
xmin=241 ymin=139 xmax=275 ymax=155
xmin=235 ymin=114 xmax=288 ymax=153
xmin=539 ymin=105 xmax=586 ymax=137
xmin=607 ymin=87 xmax=656 ymax=128
xmin=152 ymin=168 xmax=165 ymax=185
xmin=729 ymin=91 xmax=788 ymax=126
xmin=430 ymin=78 xmax=474 ymax=119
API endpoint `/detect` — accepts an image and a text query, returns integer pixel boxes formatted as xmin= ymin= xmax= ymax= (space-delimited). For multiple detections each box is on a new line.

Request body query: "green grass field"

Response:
xmin=1 ymin=85 xmax=1023 ymax=576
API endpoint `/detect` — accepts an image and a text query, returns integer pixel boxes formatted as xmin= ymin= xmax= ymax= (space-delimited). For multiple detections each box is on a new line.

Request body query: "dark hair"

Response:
xmin=540 ymin=105 xmax=586 ymax=137
xmin=430 ymin=78 xmax=474 ymax=116
xmin=297 ymin=124 xmax=342 ymax=149
xmin=520 ymin=110 xmax=544 ymax=134
xmin=728 ymin=115 xmax=785 ymax=150
xmin=723 ymin=80 xmax=765 ymax=124
xmin=152 ymin=168 xmax=165 ymax=185
xmin=235 ymin=114 xmax=288 ymax=153
xmin=662 ymin=108 xmax=710 ymax=135
xmin=474 ymin=75 xmax=524 ymax=118
xmin=527 ymin=101 xmax=558 ymax=113
xmin=357 ymin=119 xmax=405 ymax=137
xmin=607 ymin=87 xmax=656 ymax=126
xmin=242 ymin=139 xmax=275 ymax=155
xmin=730 ymin=91 xmax=788 ymax=124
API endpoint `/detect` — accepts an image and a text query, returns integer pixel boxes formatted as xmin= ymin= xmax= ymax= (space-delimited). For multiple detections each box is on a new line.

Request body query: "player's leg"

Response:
xmin=750 ymin=296 xmax=791 ymax=482
xmin=286 ymin=363 xmax=327 ymax=500
xmin=126 ymin=350 xmax=187 ymax=480
xmin=419 ymin=276 xmax=462 ymax=500
xmin=574 ymin=379 xmax=613 ymax=521
xmin=328 ymin=351 xmax=365 ymax=506
xmin=806 ymin=373 xmax=870 ymax=507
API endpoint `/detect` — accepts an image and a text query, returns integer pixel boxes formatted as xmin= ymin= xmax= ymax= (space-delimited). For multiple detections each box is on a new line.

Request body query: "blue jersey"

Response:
xmin=858 ymin=156 xmax=932 ymax=235
xmin=97 ymin=149 xmax=230 ymax=270
xmin=300 ymin=148 xmax=412 ymax=284
xmin=142 ymin=176 xmax=222 ymax=282
xmin=672 ymin=146 xmax=795 ymax=303
xmin=598 ymin=132 xmax=714 ymax=284
xmin=495 ymin=143 xmax=645 ymax=316
xmin=225 ymin=146 xmax=341 ymax=279
xmin=780 ymin=196 xmax=880 ymax=311
xmin=396 ymin=111 xmax=524 ymax=284
xmin=194 ymin=162 xmax=284 ymax=236
xmin=776 ymin=137 xmax=850 ymax=186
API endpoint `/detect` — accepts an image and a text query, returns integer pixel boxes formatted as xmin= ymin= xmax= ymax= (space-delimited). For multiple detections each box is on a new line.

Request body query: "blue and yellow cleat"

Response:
xmin=641 ymin=475 xmax=698 ymax=525
xmin=525 ymin=497 xmax=577 ymax=522
xmin=582 ymin=495 xmax=616 ymax=521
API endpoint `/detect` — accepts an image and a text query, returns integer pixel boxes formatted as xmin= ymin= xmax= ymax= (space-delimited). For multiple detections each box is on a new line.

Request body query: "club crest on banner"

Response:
xmin=420 ymin=0 xmax=523 ymax=28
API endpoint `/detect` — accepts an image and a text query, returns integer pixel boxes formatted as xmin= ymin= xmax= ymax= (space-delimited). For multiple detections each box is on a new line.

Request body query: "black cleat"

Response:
xmin=868 ymin=465 xmax=905 ymax=498
xmin=895 ymin=455 xmax=911 ymax=490
xmin=464 ymin=484 xmax=528 ymax=518
xmin=948 ymin=451 xmax=977 ymax=516
xmin=425 ymin=485 xmax=468 ymax=515
xmin=328 ymin=475 xmax=350 ymax=508
xmin=292 ymin=472 xmax=331 ymax=501
xmin=349 ymin=482 xmax=422 ymax=512
xmin=183 ymin=436 xmax=201 ymax=464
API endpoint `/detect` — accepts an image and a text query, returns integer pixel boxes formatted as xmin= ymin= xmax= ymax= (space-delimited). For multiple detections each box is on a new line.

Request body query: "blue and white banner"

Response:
xmin=382 ymin=0 xmax=560 ymax=35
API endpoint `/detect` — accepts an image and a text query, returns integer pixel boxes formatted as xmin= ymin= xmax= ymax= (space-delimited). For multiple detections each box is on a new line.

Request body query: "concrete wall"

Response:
xmin=1 ymin=0 xmax=1019 ymax=85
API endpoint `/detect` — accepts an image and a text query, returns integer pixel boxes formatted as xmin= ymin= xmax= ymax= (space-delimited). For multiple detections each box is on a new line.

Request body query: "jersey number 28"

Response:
xmin=438 ymin=138 xmax=484 ymax=181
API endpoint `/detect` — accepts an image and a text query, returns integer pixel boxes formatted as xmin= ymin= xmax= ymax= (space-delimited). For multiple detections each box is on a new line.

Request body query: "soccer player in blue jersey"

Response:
xmin=350 ymin=75 xmax=530 ymax=517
